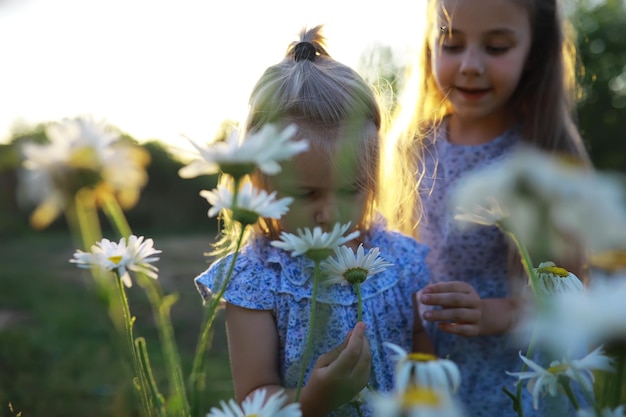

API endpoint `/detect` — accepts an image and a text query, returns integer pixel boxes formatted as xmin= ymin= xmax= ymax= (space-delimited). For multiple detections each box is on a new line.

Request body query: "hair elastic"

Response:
xmin=294 ymin=41 xmax=317 ymax=62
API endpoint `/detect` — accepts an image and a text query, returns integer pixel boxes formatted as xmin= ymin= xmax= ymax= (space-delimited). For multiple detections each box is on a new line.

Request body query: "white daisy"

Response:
xmin=70 ymin=235 xmax=161 ymax=288
xmin=372 ymin=386 xmax=465 ymax=417
xmin=270 ymin=223 xmax=360 ymax=261
xmin=578 ymin=405 xmax=626 ymax=417
xmin=200 ymin=182 xmax=293 ymax=225
xmin=506 ymin=346 xmax=614 ymax=410
xmin=206 ymin=389 xmax=301 ymax=417
xmin=320 ymin=244 xmax=393 ymax=286
xmin=534 ymin=261 xmax=584 ymax=297
xmin=179 ymin=124 xmax=309 ymax=179
xmin=384 ymin=342 xmax=461 ymax=394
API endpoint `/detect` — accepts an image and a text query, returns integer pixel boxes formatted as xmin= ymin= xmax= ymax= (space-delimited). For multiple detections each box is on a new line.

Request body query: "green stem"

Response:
xmin=139 ymin=277 xmax=190 ymax=416
xmin=72 ymin=192 xmax=126 ymax=331
xmin=188 ymin=177 xmax=244 ymax=416
xmin=511 ymin=330 xmax=540 ymax=417
xmin=295 ymin=260 xmax=321 ymax=402
xmin=559 ymin=378 xmax=581 ymax=410
xmin=101 ymin=192 xmax=133 ymax=238
xmin=188 ymin=216 xmax=246 ymax=415
xmin=136 ymin=337 xmax=167 ymax=416
xmin=115 ymin=271 xmax=152 ymax=416
xmin=613 ymin=346 xmax=626 ymax=408
xmin=504 ymin=230 xmax=542 ymax=306
xmin=356 ymin=284 xmax=362 ymax=323
xmin=502 ymin=227 xmax=541 ymax=417
xmin=567 ymin=361 xmax=603 ymax=416
xmin=104 ymin=195 xmax=184 ymax=415
xmin=354 ymin=402 xmax=363 ymax=417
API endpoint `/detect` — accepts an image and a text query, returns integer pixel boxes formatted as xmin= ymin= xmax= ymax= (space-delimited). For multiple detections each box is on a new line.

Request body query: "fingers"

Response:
xmin=329 ymin=322 xmax=371 ymax=376
xmin=315 ymin=330 xmax=352 ymax=368
xmin=315 ymin=347 xmax=341 ymax=368
xmin=437 ymin=321 xmax=480 ymax=337
xmin=420 ymin=282 xmax=480 ymax=309
xmin=422 ymin=281 xmax=474 ymax=295
xmin=423 ymin=307 xmax=480 ymax=325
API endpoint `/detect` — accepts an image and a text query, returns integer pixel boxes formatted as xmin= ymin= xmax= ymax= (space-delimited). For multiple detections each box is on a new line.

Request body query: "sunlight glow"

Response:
xmin=0 ymin=0 xmax=426 ymax=157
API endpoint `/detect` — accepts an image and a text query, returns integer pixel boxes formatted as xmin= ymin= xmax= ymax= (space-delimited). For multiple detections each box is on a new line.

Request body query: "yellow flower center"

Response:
xmin=407 ymin=352 xmax=439 ymax=362
xmin=245 ymin=414 xmax=259 ymax=417
xmin=108 ymin=255 xmax=123 ymax=265
xmin=537 ymin=265 xmax=569 ymax=277
xmin=547 ymin=363 xmax=569 ymax=374
xmin=401 ymin=386 xmax=441 ymax=407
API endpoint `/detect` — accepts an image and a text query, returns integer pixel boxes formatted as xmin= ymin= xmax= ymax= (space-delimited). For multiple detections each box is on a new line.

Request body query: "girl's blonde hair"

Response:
xmin=381 ymin=0 xmax=591 ymax=237
xmin=212 ymin=25 xmax=384 ymax=256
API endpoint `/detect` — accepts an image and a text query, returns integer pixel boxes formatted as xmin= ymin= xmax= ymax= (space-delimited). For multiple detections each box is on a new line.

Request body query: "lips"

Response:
xmin=455 ymin=87 xmax=490 ymax=101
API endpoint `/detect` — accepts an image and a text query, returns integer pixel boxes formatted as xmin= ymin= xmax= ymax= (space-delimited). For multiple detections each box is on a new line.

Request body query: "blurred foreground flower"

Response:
xmin=271 ymin=222 xmax=360 ymax=261
xmin=19 ymin=117 xmax=149 ymax=229
xmin=200 ymin=181 xmax=293 ymax=225
xmin=372 ymin=386 xmax=465 ymax=417
xmin=451 ymin=146 xmax=626 ymax=258
xmin=206 ymin=389 xmax=301 ymax=417
xmin=507 ymin=345 xmax=614 ymax=410
xmin=516 ymin=274 xmax=626 ymax=353
xmin=70 ymin=235 xmax=161 ymax=288
xmin=578 ymin=405 xmax=626 ymax=417
xmin=384 ymin=342 xmax=461 ymax=394
xmin=179 ymin=123 xmax=308 ymax=179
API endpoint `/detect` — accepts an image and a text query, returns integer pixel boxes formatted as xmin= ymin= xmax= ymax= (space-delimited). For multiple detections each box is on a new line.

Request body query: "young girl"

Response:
xmin=381 ymin=0 xmax=592 ymax=416
xmin=194 ymin=26 xmax=432 ymax=417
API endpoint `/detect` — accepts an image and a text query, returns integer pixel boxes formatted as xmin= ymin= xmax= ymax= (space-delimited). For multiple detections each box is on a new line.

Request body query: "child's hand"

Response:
xmin=301 ymin=322 xmax=371 ymax=414
xmin=420 ymin=281 xmax=482 ymax=337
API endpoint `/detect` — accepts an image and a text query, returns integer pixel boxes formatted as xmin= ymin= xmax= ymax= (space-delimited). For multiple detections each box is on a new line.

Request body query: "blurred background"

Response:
xmin=1 ymin=0 xmax=625 ymax=416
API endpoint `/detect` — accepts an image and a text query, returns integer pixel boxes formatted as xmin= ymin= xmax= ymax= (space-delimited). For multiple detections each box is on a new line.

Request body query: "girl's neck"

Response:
xmin=446 ymin=113 xmax=518 ymax=146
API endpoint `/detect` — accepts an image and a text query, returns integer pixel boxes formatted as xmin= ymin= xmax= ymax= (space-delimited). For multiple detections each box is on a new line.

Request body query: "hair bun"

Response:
xmin=294 ymin=41 xmax=317 ymax=62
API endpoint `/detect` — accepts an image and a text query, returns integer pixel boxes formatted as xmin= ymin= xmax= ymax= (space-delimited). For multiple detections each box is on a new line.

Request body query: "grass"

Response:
xmin=0 ymin=231 xmax=233 ymax=417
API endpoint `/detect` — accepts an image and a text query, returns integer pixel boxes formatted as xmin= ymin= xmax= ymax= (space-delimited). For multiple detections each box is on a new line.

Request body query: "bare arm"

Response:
xmin=225 ymin=303 xmax=371 ymax=417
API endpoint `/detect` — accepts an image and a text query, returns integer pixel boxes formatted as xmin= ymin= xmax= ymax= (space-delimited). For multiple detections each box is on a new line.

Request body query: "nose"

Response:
xmin=314 ymin=196 xmax=339 ymax=227
xmin=460 ymin=48 xmax=484 ymax=76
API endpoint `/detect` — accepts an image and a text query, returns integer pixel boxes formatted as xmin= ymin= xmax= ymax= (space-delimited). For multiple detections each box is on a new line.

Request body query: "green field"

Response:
xmin=0 ymin=232 xmax=233 ymax=417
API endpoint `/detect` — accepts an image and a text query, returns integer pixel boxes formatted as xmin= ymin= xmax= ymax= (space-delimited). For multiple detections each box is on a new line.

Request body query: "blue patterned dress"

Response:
xmin=195 ymin=220 xmax=429 ymax=417
xmin=418 ymin=120 xmax=575 ymax=416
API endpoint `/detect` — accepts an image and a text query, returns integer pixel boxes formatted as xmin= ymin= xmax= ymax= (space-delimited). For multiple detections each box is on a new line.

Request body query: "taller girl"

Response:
xmin=383 ymin=0 xmax=591 ymax=416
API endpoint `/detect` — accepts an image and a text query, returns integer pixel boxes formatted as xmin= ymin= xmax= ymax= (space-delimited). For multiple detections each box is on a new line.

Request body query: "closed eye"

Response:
xmin=485 ymin=45 xmax=510 ymax=55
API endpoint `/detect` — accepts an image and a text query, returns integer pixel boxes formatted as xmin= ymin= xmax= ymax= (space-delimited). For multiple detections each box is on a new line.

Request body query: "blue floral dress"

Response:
xmin=195 ymin=220 xmax=429 ymax=417
xmin=418 ymin=120 xmax=575 ymax=416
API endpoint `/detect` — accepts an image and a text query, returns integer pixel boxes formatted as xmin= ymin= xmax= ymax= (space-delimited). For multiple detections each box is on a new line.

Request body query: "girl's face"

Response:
xmin=430 ymin=0 xmax=532 ymax=128
xmin=266 ymin=125 xmax=369 ymax=241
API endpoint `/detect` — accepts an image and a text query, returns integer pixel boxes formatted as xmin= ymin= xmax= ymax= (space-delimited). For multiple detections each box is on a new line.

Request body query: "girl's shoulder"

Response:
xmin=367 ymin=218 xmax=430 ymax=267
